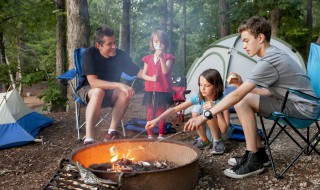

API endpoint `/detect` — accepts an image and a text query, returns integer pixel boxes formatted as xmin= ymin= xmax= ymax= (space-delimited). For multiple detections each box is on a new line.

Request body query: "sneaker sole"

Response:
xmin=210 ymin=150 xmax=225 ymax=155
xmin=228 ymin=158 xmax=271 ymax=167
xmin=223 ymin=167 xmax=265 ymax=179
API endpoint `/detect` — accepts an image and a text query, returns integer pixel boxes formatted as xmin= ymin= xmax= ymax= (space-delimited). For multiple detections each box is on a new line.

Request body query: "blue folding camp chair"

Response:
xmin=57 ymin=48 xmax=137 ymax=140
xmin=260 ymin=43 xmax=320 ymax=179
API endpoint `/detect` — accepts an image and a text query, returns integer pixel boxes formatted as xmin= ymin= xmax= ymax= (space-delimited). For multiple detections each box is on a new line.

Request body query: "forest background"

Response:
xmin=0 ymin=0 xmax=319 ymax=112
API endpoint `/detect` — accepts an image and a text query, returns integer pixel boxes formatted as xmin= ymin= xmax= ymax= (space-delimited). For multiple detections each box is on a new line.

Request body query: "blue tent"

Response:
xmin=0 ymin=89 xmax=53 ymax=149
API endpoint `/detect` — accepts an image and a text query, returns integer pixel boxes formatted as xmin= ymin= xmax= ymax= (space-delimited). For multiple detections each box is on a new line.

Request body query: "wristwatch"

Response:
xmin=203 ymin=110 xmax=216 ymax=120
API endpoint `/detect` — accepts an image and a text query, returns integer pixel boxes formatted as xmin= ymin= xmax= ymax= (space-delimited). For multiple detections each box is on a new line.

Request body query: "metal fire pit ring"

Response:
xmin=71 ymin=139 xmax=201 ymax=190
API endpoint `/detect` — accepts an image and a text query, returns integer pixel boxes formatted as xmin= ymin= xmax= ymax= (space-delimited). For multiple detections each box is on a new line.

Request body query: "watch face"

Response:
xmin=204 ymin=111 xmax=209 ymax=117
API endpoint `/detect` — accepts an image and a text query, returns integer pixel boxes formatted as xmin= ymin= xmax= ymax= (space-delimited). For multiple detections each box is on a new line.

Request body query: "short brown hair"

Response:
xmin=238 ymin=16 xmax=271 ymax=42
xmin=94 ymin=26 xmax=114 ymax=45
xmin=198 ymin=69 xmax=224 ymax=102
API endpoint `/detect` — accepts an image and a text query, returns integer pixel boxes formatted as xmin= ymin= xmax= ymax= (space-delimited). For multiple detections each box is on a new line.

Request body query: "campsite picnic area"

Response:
xmin=1 ymin=82 xmax=320 ymax=190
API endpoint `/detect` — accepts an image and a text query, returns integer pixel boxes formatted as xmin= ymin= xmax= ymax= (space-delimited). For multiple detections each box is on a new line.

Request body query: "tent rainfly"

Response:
xmin=0 ymin=89 xmax=54 ymax=149
xmin=185 ymin=34 xmax=305 ymax=113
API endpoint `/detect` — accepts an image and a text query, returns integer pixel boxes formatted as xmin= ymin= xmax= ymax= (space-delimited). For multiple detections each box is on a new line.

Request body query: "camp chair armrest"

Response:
xmin=56 ymin=69 xmax=77 ymax=80
xmin=280 ymin=88 xmax=319 ymax=112
xmin=287 ymin=88 xmax=319 ymax=102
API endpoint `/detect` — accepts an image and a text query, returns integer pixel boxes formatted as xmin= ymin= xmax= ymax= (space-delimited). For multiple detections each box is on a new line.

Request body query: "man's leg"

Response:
xmin=85 ymin=88 xmax=105 ymax=139
xmin=109 ymin=89 xmax=130 ymax=131
xmin=234 ymin=93 xmax=261 ymax=152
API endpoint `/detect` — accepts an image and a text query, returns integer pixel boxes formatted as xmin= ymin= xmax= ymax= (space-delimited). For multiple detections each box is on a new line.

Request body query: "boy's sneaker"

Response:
xmin=228 ymin=147 xmax=271 ymax=167
xmin=104 ymin=131 xmax=122 ymax=141
xmin=224 ymin=151 xmax=264 ymax=179
xmin=210 ymin=140 xmax=225 ymax=155
xmin=196 ymin=140 xmax=210 ymax=149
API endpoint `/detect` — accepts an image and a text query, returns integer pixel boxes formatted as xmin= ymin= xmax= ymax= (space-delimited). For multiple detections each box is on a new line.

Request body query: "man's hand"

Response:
xmin=119 ymin=83 xmax=135 ymax=98
xmin=145 ymin=120 xmax=157 ymax=130
xmin=183 ymin=115 xmax=207 ymax=131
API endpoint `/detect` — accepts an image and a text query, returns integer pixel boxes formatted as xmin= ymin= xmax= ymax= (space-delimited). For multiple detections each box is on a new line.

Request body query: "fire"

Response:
xmin=109 ymin=145 xmax=144 ymax=163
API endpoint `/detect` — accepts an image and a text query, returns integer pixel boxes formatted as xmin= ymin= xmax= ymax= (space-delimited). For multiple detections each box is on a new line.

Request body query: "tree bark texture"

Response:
xmin=66 ymin=0 xmax=90 ymax=110
xmin=17 ymin=25 xmax=26 ymax=95
xmin=66 ymin=0 xmax=90 ymax=69
xmin=162 ymin=0 xmax=168 ymax=32
xmin=53 ymin=0 xmax=67 ymax=112
xmin=168 ymin=0 xmax=174 ymax=53
xmin=270 ymin=7 xmax=280 ymax=37
xmin=120 ymin=0 xmax=131 ymax=53
xmin=182 ymin=0 xmax=186 ymax=74
xmin=219 ymin=0 xmax=230 ymax=38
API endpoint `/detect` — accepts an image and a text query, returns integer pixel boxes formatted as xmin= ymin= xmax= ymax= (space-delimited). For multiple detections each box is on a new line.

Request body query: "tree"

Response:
xmin=119 ymin=0 xmax=131 ymax=52
xmin=219 ymin=0 xmax=230 ymax=38
xmin=52 ymin=0 xmax=67 ymax=112
xmin=66 ymin=0 xmax=90 ymax=69
xmin=66 ymin=0 xmax=90 ymax=110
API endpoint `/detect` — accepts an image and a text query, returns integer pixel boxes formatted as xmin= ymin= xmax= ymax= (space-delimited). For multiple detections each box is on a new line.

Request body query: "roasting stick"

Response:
xmin=154 ymin=131 xmax=185 ymax=143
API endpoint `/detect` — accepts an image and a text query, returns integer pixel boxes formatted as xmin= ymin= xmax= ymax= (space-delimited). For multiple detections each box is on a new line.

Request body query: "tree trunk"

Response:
xmin=103 ymin=0 xmax=110 ymax=24
xmin=168 ymin=0 xmax=174 ymax=53
xmin=52 ymin=0 xmax=67 ymax=112
xmin=306 ymin=0 xmax=312 ymax=55
xmin=120 ymin=0 xmax=131 ymax=53
xmin=66 ymin=0 xmax=90 ymax=110
xmin=66 ymin=0 xmax=90 ymax=69
xmin=0 ymin=32 xmax=6 ymax=90
xmin=270 ymin=7 xmax=280 ymax=37
xmin=219 ymin=0 xmax=230 ymax=38
xmin=162 ymin=0 xmax=167 ymax=32
xmin=182 ymin=0 xmax=186 ymax=74
xmin=17 ymin=25 xmax=26 ymax=95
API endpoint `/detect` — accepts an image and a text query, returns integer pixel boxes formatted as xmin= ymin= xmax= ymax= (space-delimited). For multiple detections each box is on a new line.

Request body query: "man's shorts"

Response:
xmin=77 ymin=85 xmax=115 ymax=107
xmin=192 ymin=104 xmax=234 ymax=142
xmin=259 ymin=96 xmax=309 ymax=119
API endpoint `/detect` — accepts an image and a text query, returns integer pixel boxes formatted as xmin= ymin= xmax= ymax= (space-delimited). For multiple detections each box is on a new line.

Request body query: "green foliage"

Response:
xmin=37 ymin=78 xmax=67 ymax=111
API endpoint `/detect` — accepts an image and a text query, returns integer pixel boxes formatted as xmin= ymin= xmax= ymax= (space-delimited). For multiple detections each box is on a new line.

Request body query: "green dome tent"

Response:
xmin=185 ymin=34 xmax=305 ymax=114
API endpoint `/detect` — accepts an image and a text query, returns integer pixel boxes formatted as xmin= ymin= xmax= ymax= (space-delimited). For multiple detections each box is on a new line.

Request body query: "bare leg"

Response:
xmin=85 ymin=88 xmax=105 ymax=138
xmin=193 ymin=112 xmax=207 ymax=140
xmin=206 ymin=118 xmax=221 ymax=140
xmin=234 ymin=93 xmax=261 ymax=152
xmin=109 ymin=89 xmax=130 ymax=130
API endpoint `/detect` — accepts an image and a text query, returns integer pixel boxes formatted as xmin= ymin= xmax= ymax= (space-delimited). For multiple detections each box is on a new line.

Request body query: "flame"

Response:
xmin=110 ymin=145 xmax=142 ymax=163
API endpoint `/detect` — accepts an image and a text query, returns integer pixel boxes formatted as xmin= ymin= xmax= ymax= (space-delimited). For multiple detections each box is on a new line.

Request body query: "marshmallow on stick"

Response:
xmin=227 ymin=73 xmax=238 ymax=84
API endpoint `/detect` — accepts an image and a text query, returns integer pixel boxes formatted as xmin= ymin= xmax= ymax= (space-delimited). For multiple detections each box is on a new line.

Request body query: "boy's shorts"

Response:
xmin=192 ymin=105 xmax=234 ymax=142
xmin=259 ymin=96 xmax=309 ymax=119
xmin=77 ymin=85 xmax=115 ymax=107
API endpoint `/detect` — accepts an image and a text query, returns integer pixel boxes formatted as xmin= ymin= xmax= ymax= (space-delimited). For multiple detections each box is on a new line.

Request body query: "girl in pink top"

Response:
xmin=142 ymin=30 xmax=175 ymax=139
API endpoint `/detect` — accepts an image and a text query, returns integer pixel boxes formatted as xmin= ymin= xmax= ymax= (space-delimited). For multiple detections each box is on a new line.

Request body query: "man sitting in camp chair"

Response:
xmin=77 ymin=26 xmax=146 ymax=145
xmin=183 ymin=16 xmax=319 ymax=179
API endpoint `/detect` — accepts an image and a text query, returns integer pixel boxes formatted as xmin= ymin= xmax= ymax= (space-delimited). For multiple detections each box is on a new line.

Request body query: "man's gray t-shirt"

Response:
xmin=246 ymin=45 xmax=319 ymax=119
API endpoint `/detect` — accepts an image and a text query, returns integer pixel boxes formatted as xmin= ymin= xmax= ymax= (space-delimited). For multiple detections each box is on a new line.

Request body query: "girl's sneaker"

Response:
xmin=157 ymin=134 xmax=165 ymax=140
xmin=211 ymin=140 xmax=226 ymax=155
xmin=196 ymin=140 xmax=210 ymax=149
xmin=148 ymin=135 xmax=154 ymax=139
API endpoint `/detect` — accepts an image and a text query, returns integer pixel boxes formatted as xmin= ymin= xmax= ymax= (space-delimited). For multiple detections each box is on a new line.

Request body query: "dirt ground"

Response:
xmin=1 ymin=83 xmax=320 ymax=190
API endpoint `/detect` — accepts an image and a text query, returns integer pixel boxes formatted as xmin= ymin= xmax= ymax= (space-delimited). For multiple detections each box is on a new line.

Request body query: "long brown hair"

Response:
xmin=198 ymin=69 xmax=224 ymax=102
